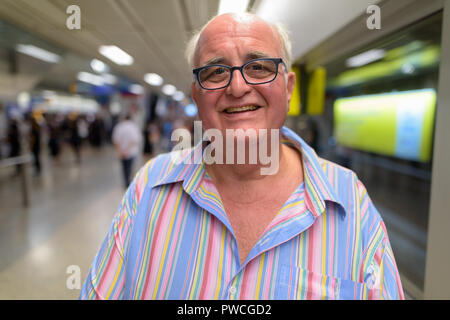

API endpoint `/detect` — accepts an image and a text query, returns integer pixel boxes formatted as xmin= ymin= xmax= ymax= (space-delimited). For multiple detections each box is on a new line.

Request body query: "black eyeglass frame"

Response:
xmin=192 ymin=58 xmax=286 ymax=90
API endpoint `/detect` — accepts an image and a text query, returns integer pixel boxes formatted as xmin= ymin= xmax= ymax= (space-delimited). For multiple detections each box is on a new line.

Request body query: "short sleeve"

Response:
xmin=364 ymin=222 xmax=405 ymax=299
xmin=79 ymin=180 xmax=137 ymax=300
xmin=357 ymin=180 xmax=405 ymax=300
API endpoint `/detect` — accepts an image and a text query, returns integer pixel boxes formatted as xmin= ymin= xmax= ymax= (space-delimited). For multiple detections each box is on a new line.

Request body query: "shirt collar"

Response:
xmin=152 ymin=142 xmax=205 ymax=193
xmin=152 ymin=126 xmax=346 ymax=217
xmin=281 ymin=126 xmax=346 ymax=218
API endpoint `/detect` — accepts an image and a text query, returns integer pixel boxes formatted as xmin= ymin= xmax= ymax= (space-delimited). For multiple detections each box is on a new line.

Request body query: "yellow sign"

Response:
xmin=288 ymin=66 xmax=301 ymax=116
xmin=307 ymin=67 xmax=326 ymax=115
xmin=334 ymin=89 xmax=436 ymax=162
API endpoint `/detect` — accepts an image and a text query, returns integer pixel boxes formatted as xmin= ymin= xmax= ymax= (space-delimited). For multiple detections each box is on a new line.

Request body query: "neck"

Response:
xmin=205 ymin=143 xmax=300 ymax=187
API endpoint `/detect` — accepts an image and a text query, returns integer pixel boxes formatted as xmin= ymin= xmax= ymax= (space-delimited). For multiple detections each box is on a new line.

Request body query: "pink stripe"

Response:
xmin=142 ymin=185 xmax=178 ymax=298
xmin=180 ymin=213 xmax=202 ymax=298
xmin=198 ymin=217 xmax=215 ymax=299
xmin=159 ymin=194 xmax=190 ymax=298
xmin=328 ymin=206 xmax=336 ymax=276
xmin=263 ymin=250 xmax=274 ymax=299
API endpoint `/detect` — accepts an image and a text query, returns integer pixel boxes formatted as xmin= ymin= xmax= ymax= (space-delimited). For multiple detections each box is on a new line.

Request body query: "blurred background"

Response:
xmin=0 ymin=0 xmax=449 ymax=300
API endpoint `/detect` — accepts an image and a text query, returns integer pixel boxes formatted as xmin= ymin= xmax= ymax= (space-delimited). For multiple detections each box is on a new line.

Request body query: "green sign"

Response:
xmin=334 ymin=89 xmax=436 ymax=162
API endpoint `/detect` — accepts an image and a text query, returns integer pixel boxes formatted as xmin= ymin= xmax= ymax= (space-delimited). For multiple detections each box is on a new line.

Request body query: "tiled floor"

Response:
xmin=0 ymin=144 xmax=148 ymax=299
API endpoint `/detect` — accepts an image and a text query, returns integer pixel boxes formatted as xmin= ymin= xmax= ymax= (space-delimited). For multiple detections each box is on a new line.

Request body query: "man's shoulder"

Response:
xmin=317 ymin=156 xmax=356 ymax=178
xmin=112 ymin=121 xmax=127 ymax=134
xmin=134 ymin=148 xmax=194 ymax=190
xmin=313 ymin=156 xmax=363 ymax=198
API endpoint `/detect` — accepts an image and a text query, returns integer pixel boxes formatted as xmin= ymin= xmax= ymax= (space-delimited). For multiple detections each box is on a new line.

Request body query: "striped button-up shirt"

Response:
xmin=80 ymin=126 xmax=404 ymax=300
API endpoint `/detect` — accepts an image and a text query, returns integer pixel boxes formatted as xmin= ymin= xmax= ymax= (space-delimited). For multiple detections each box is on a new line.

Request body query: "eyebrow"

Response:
xmin=202 ymin=51 xmax=271 ymax=67
xmin=246 ymin=51 xmax=270 ymax=60
xmin=203 ymin=57 xmax=225 ymax=66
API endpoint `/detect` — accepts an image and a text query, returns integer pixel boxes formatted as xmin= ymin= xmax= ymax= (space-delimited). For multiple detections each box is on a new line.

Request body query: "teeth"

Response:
xmin=225 ymin=105 xmax=259 ymax=113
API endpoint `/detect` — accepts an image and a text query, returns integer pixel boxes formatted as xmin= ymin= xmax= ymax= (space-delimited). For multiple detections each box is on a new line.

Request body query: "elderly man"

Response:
xmin=80 ymin=13 xmax=404 ymax=300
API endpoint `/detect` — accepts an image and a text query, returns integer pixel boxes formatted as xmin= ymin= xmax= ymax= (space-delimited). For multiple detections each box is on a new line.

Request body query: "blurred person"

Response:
xmin=142 ymin=122 xmax=152 ymax=155
xmin=111 ymin=113 xmax=142 ymax=188
xmin=148 ymin=122 xmax=162 ymax=155
xmin=7 ymin=118 xmax=21 ymax=158
xmin=67 ymin=113 xmax=82 ymax=164
xmin=161 ymin=119 xmax=173 ymax=152
xmin=77 ymin=115 xmax=89 ymax=144
xmin=89 ymin=115 xmax=104 ymax=148
xmin=81 ymin=13 xmax=403 ymax=300
xmin=0 ymin=103 xmax=6 ymax=159
xmin=6 ymin=118 xmax=22 ymax=175
xmin=29 ymin=114 xmax=42 ymax=175
xmin=47 ymin=115 xmax=61 ymax=161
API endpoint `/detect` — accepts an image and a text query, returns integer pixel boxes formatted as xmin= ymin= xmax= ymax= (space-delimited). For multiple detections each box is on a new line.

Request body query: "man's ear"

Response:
xmin=286 ymin=71 xmax=296 ymax=111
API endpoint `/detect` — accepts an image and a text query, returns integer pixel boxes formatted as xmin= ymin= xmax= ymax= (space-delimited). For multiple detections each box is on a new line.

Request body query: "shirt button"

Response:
xmin=229 ymin=286 xmax=237 ymax=295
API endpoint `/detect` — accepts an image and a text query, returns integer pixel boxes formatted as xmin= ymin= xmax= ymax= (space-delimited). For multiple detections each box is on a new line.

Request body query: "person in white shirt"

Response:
xmin=112 ymin=114 xmax=142 ymax=188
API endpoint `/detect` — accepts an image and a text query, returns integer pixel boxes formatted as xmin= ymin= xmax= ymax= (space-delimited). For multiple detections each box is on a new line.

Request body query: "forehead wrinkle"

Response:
xmin=194 ymin=15 xmax=281 ymax=67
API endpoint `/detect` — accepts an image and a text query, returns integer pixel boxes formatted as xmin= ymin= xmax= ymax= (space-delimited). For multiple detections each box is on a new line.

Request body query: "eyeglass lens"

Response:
xmin=198 ymin=59 xmax=278 ymax=89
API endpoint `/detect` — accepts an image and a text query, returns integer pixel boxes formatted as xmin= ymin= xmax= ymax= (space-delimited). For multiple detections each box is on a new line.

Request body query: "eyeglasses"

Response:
xmin=193 ymin=58 xmax=286 ymax=90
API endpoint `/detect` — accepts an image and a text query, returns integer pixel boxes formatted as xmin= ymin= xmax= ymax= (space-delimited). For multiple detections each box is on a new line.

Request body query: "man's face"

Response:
xmin=191 ymin=15 xmax=295 ymax=133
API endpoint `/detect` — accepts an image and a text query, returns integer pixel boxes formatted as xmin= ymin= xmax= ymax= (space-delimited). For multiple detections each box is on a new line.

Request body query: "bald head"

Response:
xmin=185 ymin=13 xmax=292 ymax=70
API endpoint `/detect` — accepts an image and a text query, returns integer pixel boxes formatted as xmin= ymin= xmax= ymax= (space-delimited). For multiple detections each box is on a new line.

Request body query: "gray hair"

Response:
xmin=185 ymin=13 xmax=293 ymax=71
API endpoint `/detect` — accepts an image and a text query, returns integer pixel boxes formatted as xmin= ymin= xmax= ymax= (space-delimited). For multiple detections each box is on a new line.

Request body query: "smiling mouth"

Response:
xmin=223 ymin=105 xmax=261 ymax=114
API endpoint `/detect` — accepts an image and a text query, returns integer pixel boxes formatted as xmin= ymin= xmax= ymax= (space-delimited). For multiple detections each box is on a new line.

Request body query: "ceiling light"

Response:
xmin=129 ymin=84 xmax=144 ymax=95
xmin=346 ymin=49 xmax=386 ymax=68
xmin=90 ymin=59 xmax=108 ymax=73
xmin=16 ymin=44 xmax=61 ymax=63
xmin=77 ymin=71 xmax=104 ymax=86
xmin=218 ymin=0 xmax=249 ymax=14
xmin=101 ymin=73 xmax=117 ymax=85
xmin=184 ymin=104 xmax=198 ymax=117
xmin=144 ymin=73 xmax=164 ymax=86
xmin=173 ymin=91 xmax=185 ymax=101
xmin=99 ymin=45 xmax=134 ymax=66
xmin=162 ymin=84 xmax=176 ymax=96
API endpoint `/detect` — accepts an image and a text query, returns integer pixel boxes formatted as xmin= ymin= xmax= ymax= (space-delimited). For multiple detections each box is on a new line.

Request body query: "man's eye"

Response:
xmin=214 ymin=67 xmax=226 ymax=74
xmin=251 ymin=64 xmax=263 ymax=70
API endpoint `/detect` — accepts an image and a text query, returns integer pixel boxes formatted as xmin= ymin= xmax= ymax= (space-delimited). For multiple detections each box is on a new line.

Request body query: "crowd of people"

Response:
xmin=0 ymin=101 xmax=196 ymax=183
xmin=0 ymin=109 xmax=111 ymax=175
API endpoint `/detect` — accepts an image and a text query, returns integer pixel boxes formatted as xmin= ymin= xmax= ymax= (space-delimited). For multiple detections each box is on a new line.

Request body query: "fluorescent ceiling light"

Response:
xmin=162 ymin=84 xmax=176 ymax=96
xmin=99 ymin=45 xmax=134 ymax=66
xmin=346 ymin=49 xmax=386 ymax=68
xmin=77 ymin=71 xmax=104 ymax=86
xmin=42 ymin=90 xmax=55 ymax=97
xmin=90 ymin=59 xmax=108 ymax=73
xmin=173 ymin=91 xmax=185 ymax=101
xmin=78 ymin=72 xmax=117 ymax=86
xmin=16 ymin=44 xmax=61 ymax=63
xmin=129 ymin=84 xmax=144 ymax=95
xmin=144 ymin=73 xmax=164 ymax=86
xmin=101 ymin=73 xmax=117 ymax=85
xmin=218 ymin=0 xmax=249 ymax=14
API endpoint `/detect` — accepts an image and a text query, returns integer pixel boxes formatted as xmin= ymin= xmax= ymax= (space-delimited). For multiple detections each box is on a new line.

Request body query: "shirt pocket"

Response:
xmin=276 ymin=264 xmax=372 ymax=300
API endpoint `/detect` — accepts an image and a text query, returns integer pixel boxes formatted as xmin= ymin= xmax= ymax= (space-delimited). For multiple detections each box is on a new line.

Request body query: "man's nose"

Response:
xmin=225 ymin=70 xmax=252 ymax=97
